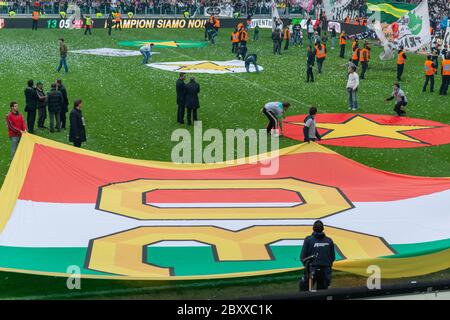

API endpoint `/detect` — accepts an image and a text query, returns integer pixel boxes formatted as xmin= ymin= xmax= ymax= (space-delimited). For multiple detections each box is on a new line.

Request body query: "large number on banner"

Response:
xmin=86 ymin=225 xmax=395 ymax=277
xmin=96 ymin=178 xmax=353 ymax=220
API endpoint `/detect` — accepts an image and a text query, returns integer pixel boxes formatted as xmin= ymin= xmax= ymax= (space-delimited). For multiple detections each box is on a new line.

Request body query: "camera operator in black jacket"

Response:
xmin=300 ymin=220 xmax=335 ymax=290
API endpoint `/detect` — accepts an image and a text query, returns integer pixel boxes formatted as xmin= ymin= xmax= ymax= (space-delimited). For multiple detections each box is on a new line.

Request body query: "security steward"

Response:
xmin=423 ymin=55 xmax=437 ymax=93
xmin=84 ymin=15 xmax=93 ymax=35
xmin=31 ymin=9 xmax=39 ymax=31
xmin=231 ymin=27 xmax=240 ymax=53
xmin=439 ymin=54 xmax=450 ymax=95
xmin=114 ymin=11 xmax=122 ymax=31
xmin=351 ymin=42 xmax=360 ymax=66
xmin=339 ymin=30 xmax=346 ymax=58
xmin=315 ymin=41 xmax=326 ymax=74
xmin=359 ymin=42 xmax=370 ymax=79
xmin=397 ymin=46 xmax=407 ymax=81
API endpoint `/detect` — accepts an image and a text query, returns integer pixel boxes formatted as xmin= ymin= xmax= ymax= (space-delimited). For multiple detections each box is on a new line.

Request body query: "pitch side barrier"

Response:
xmin=0 ymin=17 xmax=367 ymax=35
xmin=239 ymin=278 xmax=450 ymax=300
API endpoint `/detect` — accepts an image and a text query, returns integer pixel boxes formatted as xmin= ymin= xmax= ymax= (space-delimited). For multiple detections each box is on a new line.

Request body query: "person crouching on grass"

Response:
xmin=303 ymin=106 xmax=321 ymax=142
xmin=6 ymin=102 xmax=27 ymax=160
xmin=385 ymin=82 xmax=408 ymax=116
xmin=261 ymin=101 xmax=290 ymax=137
xmin=140 ymin=43 xmax=154 ymax=65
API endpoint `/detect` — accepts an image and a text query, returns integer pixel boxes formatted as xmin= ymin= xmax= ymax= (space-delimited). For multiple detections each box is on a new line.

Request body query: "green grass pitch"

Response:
xmin=0 ymin=26 xmax=449 ymax=299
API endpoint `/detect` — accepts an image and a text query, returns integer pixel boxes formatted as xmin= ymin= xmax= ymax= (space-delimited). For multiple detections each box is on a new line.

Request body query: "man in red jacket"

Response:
xmin=6 ymin=101 xmax=27 ymax=159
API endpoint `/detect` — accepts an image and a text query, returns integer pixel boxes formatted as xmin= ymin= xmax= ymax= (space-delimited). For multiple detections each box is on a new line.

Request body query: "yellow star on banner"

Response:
xmin=141 ymin=41 xmax=178 ymax=47
xmin=170 ymin=61 xmax=239 ymax=72
xmin=288 ymin=115 xmax=436 ymax=143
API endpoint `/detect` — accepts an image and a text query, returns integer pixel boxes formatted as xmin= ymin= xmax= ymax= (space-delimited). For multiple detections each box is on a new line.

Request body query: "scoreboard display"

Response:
xmin=46 ymin=19 xmax=84 ymax=29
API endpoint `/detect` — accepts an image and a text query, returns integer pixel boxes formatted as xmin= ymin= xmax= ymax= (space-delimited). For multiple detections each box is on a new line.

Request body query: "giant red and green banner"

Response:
xmin=0 ymin=134 xmax=449 ymax=280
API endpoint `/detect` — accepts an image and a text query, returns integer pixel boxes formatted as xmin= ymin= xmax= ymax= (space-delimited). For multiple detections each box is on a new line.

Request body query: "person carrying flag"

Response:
xmin=6 ymin=102 xmax=27 ymax=160
xmin=385 ymin=82 xmax=408 ymax=116
xmin=260 ymin=101 xmax=290 ymax=136
xmin=303 ymin=106 xmax=321 ymax=142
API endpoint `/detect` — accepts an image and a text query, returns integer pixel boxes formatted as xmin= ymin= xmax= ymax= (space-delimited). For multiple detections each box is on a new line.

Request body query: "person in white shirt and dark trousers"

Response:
xmin=346 ymin=65 xmax=359 ymax=111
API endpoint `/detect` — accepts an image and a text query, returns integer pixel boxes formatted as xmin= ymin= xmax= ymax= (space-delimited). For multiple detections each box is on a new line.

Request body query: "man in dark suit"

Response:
xmin=184 ymin=77 xmax=200 ymax=126
xmin=176 ymin=73 xmax=186 ymax=124
xmin=46 ymin=83 xmax=63 ymax=133
xmin=24 ymin=79 xmax=39 ymax=134
xmin=56 ymin=79 xmax=69 ymax=129
xmin=69 ymin=99 xmax=86 ymax=148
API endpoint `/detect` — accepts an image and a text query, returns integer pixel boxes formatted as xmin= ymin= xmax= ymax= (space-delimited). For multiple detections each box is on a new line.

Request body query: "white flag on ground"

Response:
xmin=372 ymin=0 xmax=431 ymax=55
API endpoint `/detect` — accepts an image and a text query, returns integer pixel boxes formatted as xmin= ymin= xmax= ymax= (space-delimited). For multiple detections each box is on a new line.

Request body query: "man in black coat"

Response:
xmin=176 ymin=73 xmax=186 ymax=124
xmin=36 ymin=82 xmax=47 ymax=129
xmin=24 ymin=79 xmax=39 ymax=134
xmin=69 ymin=99 xmax=86 ymax=148
xmin=306 ymin=45 xmax=315 ymax=82
xmin=56 ymin=79 xmax=69 ymax=129
xmin=184 ymin=77 xmax=200 ymax=126
xmin=300 ymin=220 xmax=335 ymax=290
xmin=46 ymin=83 xmax=63 ymax=132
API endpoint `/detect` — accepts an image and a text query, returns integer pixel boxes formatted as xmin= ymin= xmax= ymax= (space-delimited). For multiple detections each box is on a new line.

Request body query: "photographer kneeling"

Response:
xmin=300 ymin=220 xmax=335 ymax=290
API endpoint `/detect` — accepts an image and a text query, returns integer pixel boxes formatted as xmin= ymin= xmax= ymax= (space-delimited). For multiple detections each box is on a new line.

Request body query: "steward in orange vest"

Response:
xmin=213 ymin=17 xmax=220 ymax=31
xmin=239 ymin=28 xmax=248 ymax=46
xmin=31 ymin=11 xmax=39 ymax=30
xmin=339 ymin=31 xmax=346 ymax=58
xmin=439 ymin=55 xmax=450 ymax=95
xmin=114 ymin=12 xmax=122 ymax=30
xmin=423 ymin=55 xmax=437 ymax=92
xmin=315 ymin=42 xmax=326 ymax=74
xmin=354 ymin=16 xmax=359 ymax=25
xmin=361 ymin=17 xmax=367 ymax=26
xmin=359 ymin=43 xmax=370 ymax=79
xmin=344 ymin=16 xmax=350 ymax=24
xmin=231 ymin=28 xmax=240 ymax=53
xmin=283 ymin=26 xmax=291 ymax=50
xmin=397 ymin=46 xmax=407 ymax=81
xmin=352 ymin=43 xmax=360 ymax=66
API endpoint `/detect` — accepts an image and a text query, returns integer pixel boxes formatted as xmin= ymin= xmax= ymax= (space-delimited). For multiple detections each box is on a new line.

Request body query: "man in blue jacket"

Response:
xmin=300 ymin=220 xmax=335 ymax=290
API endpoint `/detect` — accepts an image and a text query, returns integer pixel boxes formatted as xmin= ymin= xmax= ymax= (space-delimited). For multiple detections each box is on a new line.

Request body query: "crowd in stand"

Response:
xmin=0 ymin=0 xmax=448 ymax=18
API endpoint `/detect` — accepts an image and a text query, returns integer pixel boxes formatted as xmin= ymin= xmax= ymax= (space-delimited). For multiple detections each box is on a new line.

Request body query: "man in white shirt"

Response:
xmin=139 ymin=43 xmax=154 ymax=64
xmin=261 ymin=101 xmax=290 ymax=136
xmin=346 ymin=65 xmax=359 ymax=111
